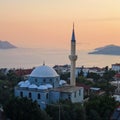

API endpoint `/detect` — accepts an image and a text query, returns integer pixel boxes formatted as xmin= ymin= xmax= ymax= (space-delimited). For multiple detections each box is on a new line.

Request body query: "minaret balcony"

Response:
xmin=69 ymin=55 xmax=77 ymax=61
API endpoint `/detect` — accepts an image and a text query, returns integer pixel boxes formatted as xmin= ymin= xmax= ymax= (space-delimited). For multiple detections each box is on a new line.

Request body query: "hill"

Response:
xmin=88 ymin=44 xmax=120 ymax=55
xmin=0 ymin=40 xmax=17 ymax=49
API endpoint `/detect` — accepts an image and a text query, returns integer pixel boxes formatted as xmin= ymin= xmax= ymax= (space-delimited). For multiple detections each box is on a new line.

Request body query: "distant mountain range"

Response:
xmin=0 ymin=40 xmax=17 ymax=49
xmin=88 ymin=44 xmax=120 ymax=55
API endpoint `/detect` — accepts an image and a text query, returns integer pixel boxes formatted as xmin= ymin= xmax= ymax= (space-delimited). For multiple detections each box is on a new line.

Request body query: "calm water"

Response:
xmin=0 ymin=48 xmax=120 ymax=69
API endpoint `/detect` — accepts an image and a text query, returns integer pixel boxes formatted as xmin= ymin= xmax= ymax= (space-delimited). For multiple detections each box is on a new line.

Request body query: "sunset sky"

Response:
xmin=0 ymin=0 xmax=120 ymax=50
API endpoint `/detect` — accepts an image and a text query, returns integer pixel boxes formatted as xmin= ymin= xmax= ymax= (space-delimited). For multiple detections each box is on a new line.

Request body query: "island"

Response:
xmin=88 ymin=44 xmax=120 ymax=55
xmin=0 ymin=40 xmax=17 ymax=49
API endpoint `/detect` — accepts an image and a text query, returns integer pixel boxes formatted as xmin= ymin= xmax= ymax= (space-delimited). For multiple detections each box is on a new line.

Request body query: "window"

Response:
xmin=20 ymin=91 xmax=23 ymax=97
xmin=79 ymin=90 xmax=81 ymax=96
xmin=50 ymin=79 xmax=52 ymax=82
xmin=35 ymin=78 xmax=37 ymax=82
xmin=46 ymin=93 xmax=49 ymax=99
xmin=38 ymin=93 xmax=41 ymax=99
xmin=68 ymin=94 xmax=71 ymax=100
xmin=29 ymin=92 xmax=32 ymax=98
xmin=43 ymin=79 xmax=46 ymax=82
xmin=74 ymin=92 xmax=76 ymax=98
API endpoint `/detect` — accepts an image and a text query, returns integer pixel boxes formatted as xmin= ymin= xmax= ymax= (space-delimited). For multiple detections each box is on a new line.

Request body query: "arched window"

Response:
xmin=29 ymin=92 xmax=32 ymax=98
xmin=46 ymin=93 xmax=49 ymax=99
xmin=50 ymin=79 xmax=52 ymax=82
xmin=68 ymin=94 xmax=71 ymax=100
xmin=43 ymin=79 xmax=46 ymax=82
xmin=35 ymin=78 xmax=37 ymax=82
xmin=74 ymin=92 xmax=76 ymax=98
xmin=20 ymin=91 xmax=23 ymax=97
xmin=79 ymin=90 xmax=81 ymax=96
xmin=38 ymin=93 xmax=41 ymax=99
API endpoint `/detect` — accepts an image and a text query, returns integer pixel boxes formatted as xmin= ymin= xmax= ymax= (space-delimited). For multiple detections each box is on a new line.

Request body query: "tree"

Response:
xmin=102 ymin=70 xmax=116 ymax=95
xmin=85 ymin=95 xmax=118 ymax=120
xmin=87 ymin=109 xmax=101 ymax=120
xmin=4 ymin=97 xmax=51 ymax=120
xmin=0 ymin=69 xmax=22 ymax=106
xmin=87 ymin=72 xmax=100 ymax=81
xmin=102 ymin=70 xmax=116 ymax=81
xmin=46 ymin=101 xmax=86 ymax=120
xmin=76 ymin=76 xmax=93 ymax=85
xmin=60 ymin=72 xmax=70 ymax=83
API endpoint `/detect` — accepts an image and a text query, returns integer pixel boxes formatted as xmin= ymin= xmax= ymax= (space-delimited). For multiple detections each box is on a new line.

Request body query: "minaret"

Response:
xmin=69 ymin=23 xmax=77 ymax=86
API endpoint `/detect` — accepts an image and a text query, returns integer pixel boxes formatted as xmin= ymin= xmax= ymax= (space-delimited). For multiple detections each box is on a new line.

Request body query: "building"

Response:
xmin=15 ymin=24 xmax=84 ymax=109
xmin=75 ymin=67 xmax=89 ymax=77
xmin=53 ymin=64 xmax=70 ymax=74
xmin=112 ymin=63 xmax=120 ymax=72
xmin=111 ymin=106 xmax=120 ymax=120
xmin=75 ymin=66 xmax=105 ymax=78
xmin=111 ymin=73 xmax=120 ymax=94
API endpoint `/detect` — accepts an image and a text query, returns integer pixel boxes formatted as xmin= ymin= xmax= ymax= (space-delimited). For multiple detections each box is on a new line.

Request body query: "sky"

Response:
xmin=0 ymin=0 xmax=120 ymax=50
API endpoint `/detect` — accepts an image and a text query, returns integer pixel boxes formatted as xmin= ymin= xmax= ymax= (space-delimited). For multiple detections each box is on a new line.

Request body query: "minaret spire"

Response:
xmin=69 ymin=23 xmax=77 ymax=86
xmin=71 ymin=22 xmax=75 ymax=41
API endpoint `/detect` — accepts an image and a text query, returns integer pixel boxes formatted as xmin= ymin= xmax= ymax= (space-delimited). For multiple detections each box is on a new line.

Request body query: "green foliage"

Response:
xmin=60 ymin=72 xmax=70 ymax=81
xmin=85 ymin=95 xmax=118 ymax=120
xmin=87 ymin=72 xmax=101 ymax=81
xmin=103 ymin=70 xmax=116 ymax=81
xmin=46 ymin=102 xmax=86 ymax=120
xmin=0 ymin=70 xmax=21 ymax=106
xmin=4 ymin=97 xmax=51 ymax=120
xmin=0 ymin=72 xmax=7 ymax=80
xmin=87 ymin=109 xmax=101 ymax=120
xmin=78 ymin=69 xmax=84 ymax=77
xmin=76 ymin=76 xmax=93 ymax=85
xmin=93 ymin=80 xmax=116 ymax=95
xmin=92 ymin=69 xmax=116 ymax=95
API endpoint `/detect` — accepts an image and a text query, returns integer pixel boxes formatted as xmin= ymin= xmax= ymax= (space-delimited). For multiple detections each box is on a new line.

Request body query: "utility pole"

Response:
xmin=59 ymin=104 xmax=60 ymax=120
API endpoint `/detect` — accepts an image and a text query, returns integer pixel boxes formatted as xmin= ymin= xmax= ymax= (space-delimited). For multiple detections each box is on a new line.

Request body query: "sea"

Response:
xmin=0 ymin=48 xmax=120 ymax=69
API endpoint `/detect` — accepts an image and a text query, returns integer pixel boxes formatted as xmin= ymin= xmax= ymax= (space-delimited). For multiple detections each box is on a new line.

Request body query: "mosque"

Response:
xmin=15 ymin=24 xmax=84 ymax=109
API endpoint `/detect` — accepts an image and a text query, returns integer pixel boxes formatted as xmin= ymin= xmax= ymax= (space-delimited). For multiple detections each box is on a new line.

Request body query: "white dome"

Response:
xmin=59 ymin=80 xmax=67 ymax=85
xmin=46 ymin=84 xmax=53 ymax=89
xmin=28 ymin=84 xmax=38 ymax=89
xmin=19 ymin=80 xmax=30 ymax=88
xmin=30 ymin=65 xmax=59 ymax=78
xmin=38 ymin=85 xmax=48 ymax=90
xmin=24 ymin=80 xmax=30 ymax=85
xmin=20 ymin=83 xmax=29 ymax=88
xmin=18 ymin=81 xmax=24 ymax=86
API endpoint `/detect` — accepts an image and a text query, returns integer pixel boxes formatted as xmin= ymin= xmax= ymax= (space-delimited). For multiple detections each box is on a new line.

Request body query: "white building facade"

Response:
xmin=15 ymin=65 xmax=83 ymax=109
xmin=112 ymin=63 xmax=120 ymax=72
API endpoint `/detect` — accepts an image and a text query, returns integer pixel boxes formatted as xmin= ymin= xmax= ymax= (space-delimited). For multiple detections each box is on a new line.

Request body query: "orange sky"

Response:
xmin=0 ymin=0 xmax=120 ymax=50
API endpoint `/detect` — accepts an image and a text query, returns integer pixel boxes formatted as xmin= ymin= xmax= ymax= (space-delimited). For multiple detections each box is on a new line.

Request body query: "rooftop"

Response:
xmin=51 ymin=86 xmax=82 ymax=93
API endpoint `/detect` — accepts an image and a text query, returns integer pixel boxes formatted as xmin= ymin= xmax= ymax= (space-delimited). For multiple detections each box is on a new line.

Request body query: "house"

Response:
xmin=112 ymin=63 xmax=120 ymax=72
